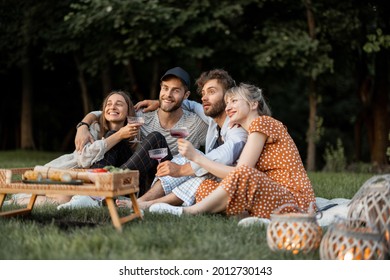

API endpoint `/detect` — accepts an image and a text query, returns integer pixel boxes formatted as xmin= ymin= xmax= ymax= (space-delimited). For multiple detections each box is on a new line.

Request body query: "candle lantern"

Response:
xmin=320 ymin=218 xmax=387 ymax=260
xmin=348 ymin=174 xmax=390 ymax=251
xmin=267 ymin=203 xmax=322 ymax=255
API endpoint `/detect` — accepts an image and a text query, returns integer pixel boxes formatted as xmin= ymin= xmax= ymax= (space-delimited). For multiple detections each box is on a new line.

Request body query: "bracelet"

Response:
xmin=76 ymin=121 xmax=90 ymax=129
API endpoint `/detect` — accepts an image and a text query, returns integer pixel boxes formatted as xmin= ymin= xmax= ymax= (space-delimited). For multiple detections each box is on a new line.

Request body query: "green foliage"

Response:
xmin=246 ymin=1 xmax=334 ymax=80
xmin=254 ymin=25 xmax=334 ymax=79
xmin=346 ymin=162 xmax=373 ymax=174
xmin=322 ymin=138 xmax=347 ymax=172
xmin=363 ymin=28 xmax=390 ymax=53
xmin=58 ymin=0 xmax=251 ymax=74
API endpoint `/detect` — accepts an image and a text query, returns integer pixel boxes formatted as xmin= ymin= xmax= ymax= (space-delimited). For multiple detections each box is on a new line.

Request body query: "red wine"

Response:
xmin=149 ymin=155 xmax=164 ymax=160
xmin=170 ymin=128 xmax=189 ymax=138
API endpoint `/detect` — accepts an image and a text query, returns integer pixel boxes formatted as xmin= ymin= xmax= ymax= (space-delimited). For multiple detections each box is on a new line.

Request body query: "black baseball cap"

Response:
xmin=160 ymin=67 xmax=190 ymax=88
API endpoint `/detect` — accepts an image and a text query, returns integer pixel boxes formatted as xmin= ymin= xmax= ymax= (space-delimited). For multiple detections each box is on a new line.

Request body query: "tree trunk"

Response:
xmin=74 ymin=54 xmax=90 ymax=115
xmin=306 ymin=79 xmax=317 ymax=171
xmin=101 ymin=64 xmax=112 ymax=98
xmin=354 ymin=71 xmax=373 ymax=162
xmin=60 ymin=127 xmax=76 ymax=152
xmin=305 ymin=0 xmax=317 ymax=171
xmin=371 ymin=50 xmax=390 ymax=169
xmin=150 ymin=59 xmax=160 ymax=100
xmin=20 ymin=60 xmax=36 ymax=150
xmin=125 ymin=59 xmax=143 ymax=102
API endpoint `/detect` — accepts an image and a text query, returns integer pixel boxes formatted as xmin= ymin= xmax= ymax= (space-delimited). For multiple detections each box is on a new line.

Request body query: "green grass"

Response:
xmin=308 ymin=172 xmax=373 ymax=199
xmin=0 ymin=150 xmax=62 ymax=168
xmin=0 ymin=150 xmax=374 ymax=260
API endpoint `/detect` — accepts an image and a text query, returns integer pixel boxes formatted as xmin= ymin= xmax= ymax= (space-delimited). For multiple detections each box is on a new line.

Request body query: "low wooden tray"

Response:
xmin=0 ymin=168 xmax=142 ymax=232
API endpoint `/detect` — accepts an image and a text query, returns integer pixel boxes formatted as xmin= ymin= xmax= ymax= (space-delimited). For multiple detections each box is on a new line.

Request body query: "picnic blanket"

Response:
xmin=315 ymin=197 xmax=351 ymax=227
xmin=237 ymin=197 xmax=351 ymax=227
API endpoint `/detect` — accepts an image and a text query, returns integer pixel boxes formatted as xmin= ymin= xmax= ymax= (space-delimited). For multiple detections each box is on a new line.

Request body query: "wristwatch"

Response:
xmin=76 ymin=121 xmax=90 ymax=129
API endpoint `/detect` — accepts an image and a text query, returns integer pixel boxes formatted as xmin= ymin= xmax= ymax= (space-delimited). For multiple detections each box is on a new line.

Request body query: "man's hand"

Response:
xmin=74 ymin=112 xmax=99 ymax=151
xmin=155 ymin=161 xmax=194 ymax=177
xmin=134 ymin=100 xmax=159 ymax=112
xmin=155 ymin=161 xmax=183 ymax=177
xmin=75 ymin=126 xmax=94 ymax=151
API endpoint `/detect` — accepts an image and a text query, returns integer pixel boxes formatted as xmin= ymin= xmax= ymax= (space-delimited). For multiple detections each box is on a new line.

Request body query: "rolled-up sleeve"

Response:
xmin=190 ymin=126 xmax=247 ymax=176
xmin=76 ymin=140 xmax=107 ymax=167
xmin=182 ymin=100 xmax=209 ymax=124
xmin=90 ymin=110 xmax=102 ymax=117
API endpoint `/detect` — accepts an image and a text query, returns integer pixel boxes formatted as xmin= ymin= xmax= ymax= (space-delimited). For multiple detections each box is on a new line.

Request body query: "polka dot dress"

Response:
xmin=196 ymin=116 xmax=316 ymax=218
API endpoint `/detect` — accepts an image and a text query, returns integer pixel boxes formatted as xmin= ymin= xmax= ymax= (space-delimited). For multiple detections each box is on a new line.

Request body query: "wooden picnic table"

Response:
xmin=0 ymin=167 xmax=142 ymax=232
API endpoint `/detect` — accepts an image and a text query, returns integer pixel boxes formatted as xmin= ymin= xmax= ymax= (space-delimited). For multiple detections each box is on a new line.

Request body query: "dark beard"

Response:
xmin=204 ymin=101 xmax=225 ymax=118
xmin=160 ymin=104 xmax=181 ymax=113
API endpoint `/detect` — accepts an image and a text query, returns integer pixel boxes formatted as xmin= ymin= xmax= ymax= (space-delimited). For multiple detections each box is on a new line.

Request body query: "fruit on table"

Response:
xmin=90 ymin=168 xmax=108 ymax=173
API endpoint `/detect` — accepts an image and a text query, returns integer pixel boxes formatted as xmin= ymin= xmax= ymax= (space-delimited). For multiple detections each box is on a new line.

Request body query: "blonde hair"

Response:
xmin=225 ymin=83 xmax=272 ymax=116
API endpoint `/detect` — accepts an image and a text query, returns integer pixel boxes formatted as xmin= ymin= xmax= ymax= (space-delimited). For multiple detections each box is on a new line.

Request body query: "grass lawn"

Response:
xmin=0 ymin=150 xmax=374 ymax=260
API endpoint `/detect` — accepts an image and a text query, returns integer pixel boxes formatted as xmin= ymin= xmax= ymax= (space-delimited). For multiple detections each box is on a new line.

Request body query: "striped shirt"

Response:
xmin=137 ymin=109 xmax=207 ymax=155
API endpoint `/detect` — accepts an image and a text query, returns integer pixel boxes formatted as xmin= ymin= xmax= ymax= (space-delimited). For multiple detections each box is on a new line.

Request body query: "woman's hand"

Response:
xmin=177 ymin=139 xmax=197 ymax=161
xmin=118 ymin=124 xmax=139 ymax=140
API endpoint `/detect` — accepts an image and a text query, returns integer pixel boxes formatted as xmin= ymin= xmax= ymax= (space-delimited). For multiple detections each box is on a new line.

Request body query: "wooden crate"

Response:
xmin=0 ymin=168 xmax=142 ymax=232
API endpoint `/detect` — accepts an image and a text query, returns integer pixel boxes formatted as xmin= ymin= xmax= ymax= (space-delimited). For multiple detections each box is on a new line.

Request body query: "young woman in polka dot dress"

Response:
xmin=149 ymin=83 xmax=316 ymax=218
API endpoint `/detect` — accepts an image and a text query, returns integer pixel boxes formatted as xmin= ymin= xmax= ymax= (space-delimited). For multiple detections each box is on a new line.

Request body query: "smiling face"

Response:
xmin=200 ymin=79 xmax=226 ymax=118
xmin=225 ymin=95 xmax=251 ymax=125
xmin=159 ymin=77 xmax=189 ymax=113
xmin=104 ymin=93 xmax=128 ymax=124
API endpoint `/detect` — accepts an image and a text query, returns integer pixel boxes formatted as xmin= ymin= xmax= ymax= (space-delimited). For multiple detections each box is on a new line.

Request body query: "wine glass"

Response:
xmin=148 ymin=148 xmax=168 ymax=164
xmin=170 ymin=127 xmax=189 ymax=138
xmin=127 ymin=116 xmax=145 ymax=143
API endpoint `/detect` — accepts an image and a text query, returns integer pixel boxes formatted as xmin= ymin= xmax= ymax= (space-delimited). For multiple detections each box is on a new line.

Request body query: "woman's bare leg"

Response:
xmin=184 ymin=186 xmax=229 ymax=215
xmin=15 ymin=195 xmax=68 ymax=206
xmin=45 ymin=194 xmax=72 ymax=205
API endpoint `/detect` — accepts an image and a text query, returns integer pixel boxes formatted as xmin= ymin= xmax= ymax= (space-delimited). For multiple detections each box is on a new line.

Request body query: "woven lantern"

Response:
xmin=267 ymin=203 xmax=322 ymax=255
xmin=320 ymin=218 xmax=387 ymax=260
xmin=347 ymin=174 xmax=390 ymax=251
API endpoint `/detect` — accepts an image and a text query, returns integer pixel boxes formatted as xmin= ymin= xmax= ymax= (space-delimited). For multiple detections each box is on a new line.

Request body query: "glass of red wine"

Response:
xmin=170 ymin=127 xmax=189 ymax=138
xmin=148 ymin=148 xmax=168 ymax=164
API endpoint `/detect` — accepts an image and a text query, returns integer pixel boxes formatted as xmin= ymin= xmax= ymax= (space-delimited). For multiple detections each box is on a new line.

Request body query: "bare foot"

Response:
xmin=116 ymin=199 xmax=154 ymax=210
xmin=116 ymin=199 xmax=132 ymax=208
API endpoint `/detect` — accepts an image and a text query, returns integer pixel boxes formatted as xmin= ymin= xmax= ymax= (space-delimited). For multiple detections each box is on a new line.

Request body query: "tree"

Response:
xmin=359 ymin=1 xmax=390 ymax=169
xmin=0 ymin=1 xmax=49 ymax=149
xmin=249 ymin=0 xmax=333 ymax=170
xmin=323 ymin=0 xmax=390 ymax=169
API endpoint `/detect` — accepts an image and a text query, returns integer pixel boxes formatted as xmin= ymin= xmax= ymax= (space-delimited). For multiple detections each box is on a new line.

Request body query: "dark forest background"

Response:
xmin=0 ymin=0 xmax=389 ymax=171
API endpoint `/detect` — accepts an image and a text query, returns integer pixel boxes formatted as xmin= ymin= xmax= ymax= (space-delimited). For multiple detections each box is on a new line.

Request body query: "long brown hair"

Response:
xmin=98 ymin=90 xmax=135 ymax=138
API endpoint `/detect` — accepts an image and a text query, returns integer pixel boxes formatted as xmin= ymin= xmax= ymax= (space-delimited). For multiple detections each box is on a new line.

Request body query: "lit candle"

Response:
xmin=343 ymin=249 xmax=354 ymax=260
xmin=363 ymin=247 xmax=371 ymax=259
